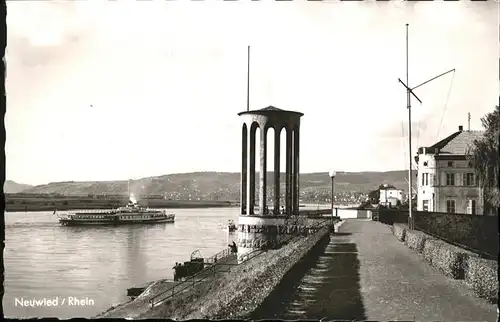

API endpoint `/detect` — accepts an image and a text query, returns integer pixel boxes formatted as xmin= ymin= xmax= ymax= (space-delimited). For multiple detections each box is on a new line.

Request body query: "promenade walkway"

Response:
xmin=330 ymin=219 xmax=497 ymax=321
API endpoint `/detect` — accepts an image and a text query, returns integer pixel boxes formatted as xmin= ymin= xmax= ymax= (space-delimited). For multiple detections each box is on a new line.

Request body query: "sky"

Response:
xmin=6 ymin=0 xmax=499 ymax=185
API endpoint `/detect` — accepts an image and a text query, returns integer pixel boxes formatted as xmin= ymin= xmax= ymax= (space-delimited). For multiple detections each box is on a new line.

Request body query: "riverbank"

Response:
xmin=96 ymin=220 xmax=344 ymax=319
xmin=5 ymin=195 xmax=237 ymax=212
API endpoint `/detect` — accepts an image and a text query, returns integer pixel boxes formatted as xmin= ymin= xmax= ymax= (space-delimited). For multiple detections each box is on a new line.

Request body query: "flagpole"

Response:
xmin=247 ymin=45 xmax=250 ymax=112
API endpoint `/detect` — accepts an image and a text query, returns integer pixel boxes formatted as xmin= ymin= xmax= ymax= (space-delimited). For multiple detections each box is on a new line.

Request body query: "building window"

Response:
xmin=429 ymin=174 xmax=434 ymax=186
xmin=467 ymin=200 xmax=477 ymax=215
xmin=422 ymin=200 xmax=429 ymax=211
xmin=448 ymin=161 xmax=453 ymax=167
xmin=464 ymin=173 xmax=475 ymax=186
xmin=446 ymin=200 xmax=456 ymax=213
xmin=421 ymin=173 xmax=429 ymax=186
xmin=446 ymin=173 xmax=455 ymax=186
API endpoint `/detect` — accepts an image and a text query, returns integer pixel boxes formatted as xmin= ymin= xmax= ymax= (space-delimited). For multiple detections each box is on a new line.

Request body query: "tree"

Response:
xmin=468 ymin=104 xmax=499 ymax=213
xmin=368 ymin=189 xmax=380 ymax=204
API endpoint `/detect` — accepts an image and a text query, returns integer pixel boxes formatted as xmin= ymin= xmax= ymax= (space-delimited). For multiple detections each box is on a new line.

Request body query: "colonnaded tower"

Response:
xmin=236 ymin=106 xmax=303 ymax=262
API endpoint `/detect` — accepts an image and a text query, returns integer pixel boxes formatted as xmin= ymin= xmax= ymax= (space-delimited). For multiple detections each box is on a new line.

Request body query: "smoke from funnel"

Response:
xmin=129 ymin=193 xmax=137 ymax=204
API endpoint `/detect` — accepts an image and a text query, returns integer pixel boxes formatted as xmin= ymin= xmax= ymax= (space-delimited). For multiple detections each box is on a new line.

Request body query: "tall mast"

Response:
xmin=398 ymin=25 xmax=455 ymax=224
xmin=406 ymin=24 xmax=413 ymax=228
xmin=247 ymin=45 xmax=250 ymax=112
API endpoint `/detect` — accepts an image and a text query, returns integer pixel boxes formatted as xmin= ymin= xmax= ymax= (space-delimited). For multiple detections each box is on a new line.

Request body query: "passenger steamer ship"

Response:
xmin=56 ymin=198 xmax=175 ymax=226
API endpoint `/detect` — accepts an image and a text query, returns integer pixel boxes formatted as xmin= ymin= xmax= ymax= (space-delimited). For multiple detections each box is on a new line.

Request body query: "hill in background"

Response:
xmin=4 ymin=180 xmax=34 ymax=194
xmin=10 ymin=170 xmax=417 ymax=199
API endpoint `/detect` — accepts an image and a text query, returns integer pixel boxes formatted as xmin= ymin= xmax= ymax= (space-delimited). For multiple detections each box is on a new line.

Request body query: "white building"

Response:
xmin=379 ymin=184 xmax=403 ymax=207
xmin=415 ymin=125 xmax=484 ymax=214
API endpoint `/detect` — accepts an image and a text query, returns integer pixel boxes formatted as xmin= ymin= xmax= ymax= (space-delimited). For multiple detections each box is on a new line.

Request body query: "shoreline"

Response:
xmin=5 ymin=198 xmax=239 ymax=213
xmin=5 ymin=195 xmax=335 ymax=213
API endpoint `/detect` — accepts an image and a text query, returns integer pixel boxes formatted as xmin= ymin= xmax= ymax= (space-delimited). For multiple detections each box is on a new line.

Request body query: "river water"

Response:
xmin=4 ymin=207 xmax=241 ymax=318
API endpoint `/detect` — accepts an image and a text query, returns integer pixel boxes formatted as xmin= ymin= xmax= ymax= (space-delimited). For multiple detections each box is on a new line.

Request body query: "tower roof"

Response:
xmin=238 ymin=105 xmax=304 ymax=117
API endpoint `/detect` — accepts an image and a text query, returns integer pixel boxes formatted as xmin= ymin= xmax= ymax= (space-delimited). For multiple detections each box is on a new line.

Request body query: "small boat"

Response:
xmin=220 ymin=220 xmax=237 ymax=232
xmin=56 ymin=198 xmax=175 ymax=226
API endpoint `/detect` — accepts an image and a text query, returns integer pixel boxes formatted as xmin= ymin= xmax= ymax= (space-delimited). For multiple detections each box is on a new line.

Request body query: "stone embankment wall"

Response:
xmin=176 ymin=223 xmax=340 ymax=320
xmin=392 ymin=223 xmax=498 ymax=304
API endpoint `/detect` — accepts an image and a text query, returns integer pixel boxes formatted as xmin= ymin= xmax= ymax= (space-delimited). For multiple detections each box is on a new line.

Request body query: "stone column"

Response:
xmin=247 ymin=126 xmax=256 ymax=215
xmin=274 ymin=127 xmax=280 ymax=215
xmin=241 ymin=124 xmax=247 ymax=215
xmin=259 ymin=126 xmax=267 ymax=215
xmin=285 ymin=127 xmax=293 ymax=216
xmin=293 ymin=128 xmax=300 ymax=215
xmin=291 ymin=129 xmax=296 ymax=215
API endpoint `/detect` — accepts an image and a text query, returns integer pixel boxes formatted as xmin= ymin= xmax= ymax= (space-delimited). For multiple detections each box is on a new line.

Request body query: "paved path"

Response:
xmin=336 ymin=219 xmax=497 ymax=321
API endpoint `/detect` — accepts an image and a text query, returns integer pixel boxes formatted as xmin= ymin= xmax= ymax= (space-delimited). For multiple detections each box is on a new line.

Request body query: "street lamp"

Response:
xmin=329 ymin=170 xmax=336 ymax=215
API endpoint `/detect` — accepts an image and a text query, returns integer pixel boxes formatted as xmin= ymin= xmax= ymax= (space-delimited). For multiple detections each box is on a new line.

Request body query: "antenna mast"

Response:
xmin=406 ymin=24 xmax=413 ymax=229
xmin=397 ymin=25 xmax=455 ymax=229
xmin=468 ymin=112 xmax=471 ymax=131
xmin=247 ymin=45 xmax=250 ymax=112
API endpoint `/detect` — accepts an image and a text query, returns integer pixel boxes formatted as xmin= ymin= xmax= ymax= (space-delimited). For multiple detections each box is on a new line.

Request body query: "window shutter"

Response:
xmin=442 ymin=173 xmax=447 ymax=186
xmin=430 ymin=174 xmax=434 ymax=186
xmin=466 ymin=200 xmax=471 ymax=214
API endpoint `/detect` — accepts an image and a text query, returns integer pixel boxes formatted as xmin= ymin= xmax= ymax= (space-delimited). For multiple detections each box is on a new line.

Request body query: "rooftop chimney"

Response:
xmin=458 ymin=125 xmax=463 ymax=131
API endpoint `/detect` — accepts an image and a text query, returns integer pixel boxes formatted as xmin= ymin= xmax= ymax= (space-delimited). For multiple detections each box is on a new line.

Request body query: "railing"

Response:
xmin=66 ymin=209 xmax=117 ymax=214
xmin=204 ymin=247 xmax=232 ymax=265
xmin=149 ymin=247 xmax=235 ymax=308
xmin=298 ymin=209 xmax=332 ymax=216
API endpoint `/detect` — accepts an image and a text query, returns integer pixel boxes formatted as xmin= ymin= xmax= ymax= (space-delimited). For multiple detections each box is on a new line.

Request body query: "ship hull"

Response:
xmin=59 ymin=217 xmax=174 ymax=226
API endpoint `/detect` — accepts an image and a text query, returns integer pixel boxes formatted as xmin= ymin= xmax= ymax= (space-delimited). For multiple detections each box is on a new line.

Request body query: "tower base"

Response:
xmin=236 ymin=216 xmax=287 ymax=263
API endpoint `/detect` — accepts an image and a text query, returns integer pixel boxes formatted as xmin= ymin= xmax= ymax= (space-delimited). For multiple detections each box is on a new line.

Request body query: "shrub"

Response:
xmin=422 ymin=238 xmax=441 ymax=264
xmin=464 ymin=256 xmax=499 ymax=303
xmin=404 ymin=229 xmax=428 ymax=253
xmin=413 ymin=212 xmax=498 ymax=259
xmin=423 ymin=239 xmax=478 ymax=279
xmin=393 ymin=224 xmax=407 ymax=242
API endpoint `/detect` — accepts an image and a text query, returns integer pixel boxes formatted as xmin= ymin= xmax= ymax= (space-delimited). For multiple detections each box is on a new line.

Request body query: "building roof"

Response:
xmin=421 ymin=129 xmax=484 ymax=155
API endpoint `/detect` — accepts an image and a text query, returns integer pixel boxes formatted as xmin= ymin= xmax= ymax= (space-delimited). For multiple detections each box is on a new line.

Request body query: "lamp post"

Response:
xmin=329 ymin=170 xmax=336 ymax=219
